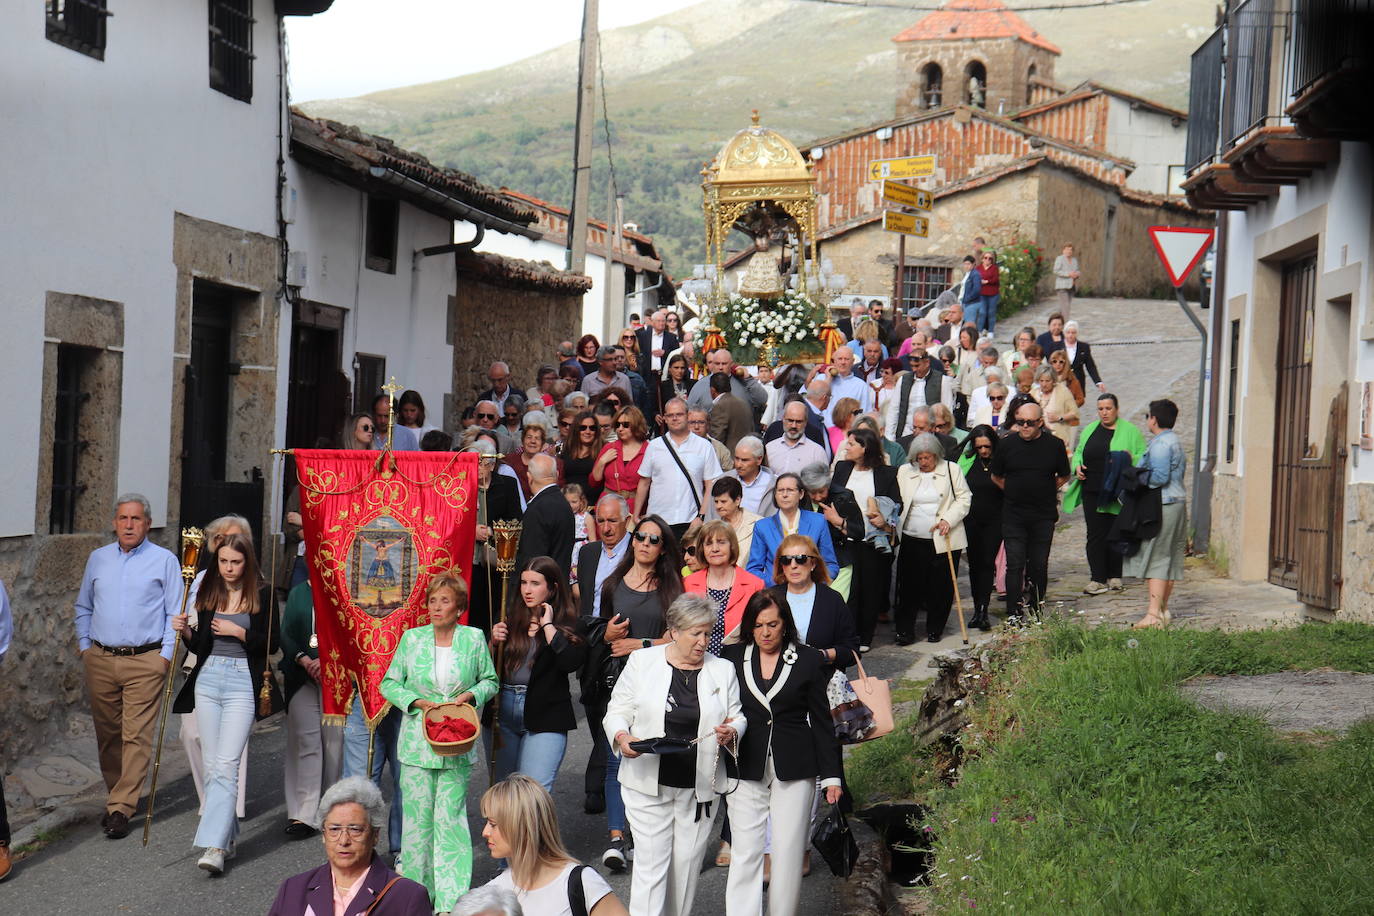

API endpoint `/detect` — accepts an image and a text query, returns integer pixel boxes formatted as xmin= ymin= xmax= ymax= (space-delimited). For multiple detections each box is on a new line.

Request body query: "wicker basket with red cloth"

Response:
xmin=423 ymin=702 xmax=481 ymax=756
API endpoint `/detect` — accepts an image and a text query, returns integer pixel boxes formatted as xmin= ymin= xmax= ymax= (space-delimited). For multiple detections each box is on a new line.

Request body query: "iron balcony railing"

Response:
xmin=1223 ymin=0 xmax=1288 ymax=148
xmin=1290 ymin=0 xmax=1374 ymax=96
xmin=1185 ymin=26 xmax=1225 ymax=171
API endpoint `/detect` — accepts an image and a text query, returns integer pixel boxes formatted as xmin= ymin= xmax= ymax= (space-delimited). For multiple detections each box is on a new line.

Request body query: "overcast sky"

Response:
xmin=285 ymin=0 xmax=702 ymax=102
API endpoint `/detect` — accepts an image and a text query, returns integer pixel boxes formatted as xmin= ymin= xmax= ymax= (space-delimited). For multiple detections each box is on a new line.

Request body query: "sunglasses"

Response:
xmin=621 ymin=336 xmax=635 ymax=342
xmin=779 ymin=554 xmax=814 ymax=566
xmin=477 ymin=412 xmax=498 ymax=420
xmin=579 ymin=423 xmax=597 ymax=431
xmin=616 ymin=421 xmax=632 ymax=428
xmin=1016 ymin=418 xmax=1042 ymax=427
xmin=360 ymin=424 xmax=374 ymax=432
xmin=559 ymin=419 xmax=572 ymax=427
xmin=684 ymin=545 xmax=697 ymax=556
xmin=990 ymin=395 xmax=1006 ymax=402
xmin=632 ymin=531 xmax=662 ymax=545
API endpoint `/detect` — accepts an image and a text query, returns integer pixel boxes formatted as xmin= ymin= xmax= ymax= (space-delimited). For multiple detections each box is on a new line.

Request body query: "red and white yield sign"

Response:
xmin=1148 ymin=226 xmax=1214 ymax=287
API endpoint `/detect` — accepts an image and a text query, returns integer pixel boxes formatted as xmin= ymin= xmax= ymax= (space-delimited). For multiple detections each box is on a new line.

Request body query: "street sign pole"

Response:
xmin=896 ymin=234 xmax=906 ymax=315
xmin=1148 ymin=226 xmax=1215 ymax=545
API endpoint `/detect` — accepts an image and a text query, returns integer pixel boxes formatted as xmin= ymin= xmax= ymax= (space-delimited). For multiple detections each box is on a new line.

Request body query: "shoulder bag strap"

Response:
xmin=567 ymin=864 xmax=589 ymax=916
xmin=662 ymin=436 xmax=703 ymax=513
xmin=363 ymin=877 xmax=402 ymax=915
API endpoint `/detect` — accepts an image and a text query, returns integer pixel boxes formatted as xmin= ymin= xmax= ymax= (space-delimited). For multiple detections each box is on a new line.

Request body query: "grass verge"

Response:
xmin=900 ymin=620 xmax=1374 ymax=913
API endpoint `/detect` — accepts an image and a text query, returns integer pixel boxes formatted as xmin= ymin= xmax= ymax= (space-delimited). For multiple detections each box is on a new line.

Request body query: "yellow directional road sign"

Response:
xmin=883 ymin=210 xmax=929 ymax=237
xmin=868 ymin=155 xmax=936 ymax=181
xmin=881 ymin=180 xmax=933 ymax=210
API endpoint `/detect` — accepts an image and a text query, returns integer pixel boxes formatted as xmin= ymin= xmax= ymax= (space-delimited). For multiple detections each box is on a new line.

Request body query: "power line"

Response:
xmin=791 ymin=0 xmax=1150 ymax=11
xmin=595 ymin=30 xmax=619 ymax=202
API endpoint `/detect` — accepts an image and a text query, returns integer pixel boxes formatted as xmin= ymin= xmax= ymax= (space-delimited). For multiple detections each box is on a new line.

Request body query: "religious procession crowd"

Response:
xmin=0 ymin=255 xmax=1192 ymax=915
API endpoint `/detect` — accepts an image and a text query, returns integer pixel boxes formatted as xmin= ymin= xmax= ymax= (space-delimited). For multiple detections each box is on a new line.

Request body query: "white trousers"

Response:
xmin=284 ymin=681 xmax=344 ymax=826
xmin=180 ymin=710 xmax=247 ymax=819
xmin=725 ymin=755 xmax=816 ymax=916
xmin=622 ymin=783 xmax=716 ymax=916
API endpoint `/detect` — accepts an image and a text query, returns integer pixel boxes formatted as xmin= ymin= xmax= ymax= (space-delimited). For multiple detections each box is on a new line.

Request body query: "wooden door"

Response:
xmin=1295 ymin=384 xmax=1347 ymax=609
xmin=1268 ymin=256 xmax=1317 ymax=589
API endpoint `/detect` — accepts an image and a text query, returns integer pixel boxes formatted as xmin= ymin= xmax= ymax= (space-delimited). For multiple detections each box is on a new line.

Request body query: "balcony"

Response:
xmin=1287 ymin=0 xmax=1374 ymax=139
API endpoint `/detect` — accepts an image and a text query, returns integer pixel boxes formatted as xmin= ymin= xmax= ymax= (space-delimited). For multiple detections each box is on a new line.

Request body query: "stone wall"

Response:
xmin=1207 ymin=471 xmax=1243 ymax=578
xmin=447 ymin=252 xmax=590 ymax=426
xmin=1340 ymin=482 xmax=1374 ymax=622
xmin=896 ymin=37 xmax=1056 ymax=118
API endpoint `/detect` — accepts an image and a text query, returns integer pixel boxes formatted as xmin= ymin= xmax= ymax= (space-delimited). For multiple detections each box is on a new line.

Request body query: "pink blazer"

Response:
xmin=684 ymin=567 xmax=766 ymax=643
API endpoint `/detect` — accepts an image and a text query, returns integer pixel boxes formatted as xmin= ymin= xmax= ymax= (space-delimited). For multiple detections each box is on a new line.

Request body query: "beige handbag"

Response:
xmin=849 ymin=658 xmax=893 ymax=741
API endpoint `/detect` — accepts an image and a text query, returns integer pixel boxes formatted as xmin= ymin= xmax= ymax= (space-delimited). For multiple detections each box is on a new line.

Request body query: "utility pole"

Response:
xmin=566 ymin=0 xmax=598 ymax=276
xmin=604 ymin=191 xmax=625 ymax=333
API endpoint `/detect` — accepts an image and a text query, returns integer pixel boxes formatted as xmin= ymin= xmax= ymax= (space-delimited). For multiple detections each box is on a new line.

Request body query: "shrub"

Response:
xmin=996 ymin=239 xmax=1048 ymax=317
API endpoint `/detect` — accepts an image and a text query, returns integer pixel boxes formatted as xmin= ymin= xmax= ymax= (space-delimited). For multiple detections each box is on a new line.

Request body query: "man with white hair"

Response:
xmin=634 ymin=308 xmax=678 ymax=381
xmin=75 ymin=494 xmax=182 ymax=840
xmin=725 ymin=436 xmax=776 ymax=516
xmin=687 ymin=348 xmax=768 ymax=421
xmin=474 ymin=399 xmax=516 ymax=454
xmin=886 ymin=348 xmax=955 ymax=441
xmin=837 ymin=299 xmax=867 ymax=341
xmin=477 ymin=361 xmax=524 ymax=415
xmin=804 ymin=374 xmax=833 ymax=427
xmin=961 ymin=345 xmax=1000 ymax=402
xmin=514 ymin=453 xmax=574 ymax=572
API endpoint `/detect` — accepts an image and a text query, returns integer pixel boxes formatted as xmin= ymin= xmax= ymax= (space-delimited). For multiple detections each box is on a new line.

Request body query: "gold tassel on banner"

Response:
xmin=819 ymin=321 xmax=845 ymax=365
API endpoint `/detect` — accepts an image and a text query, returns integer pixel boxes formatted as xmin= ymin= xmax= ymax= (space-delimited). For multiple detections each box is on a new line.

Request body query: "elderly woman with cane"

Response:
xmin=890 ymin=433 xmax=972 ymax=644
xmin=604 ymin=593 xmax=745 ymax=916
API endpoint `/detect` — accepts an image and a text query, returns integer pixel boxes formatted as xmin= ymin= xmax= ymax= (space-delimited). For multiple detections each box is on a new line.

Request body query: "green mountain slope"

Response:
xmin=300 ymin=0 xmax=1214 ymax=274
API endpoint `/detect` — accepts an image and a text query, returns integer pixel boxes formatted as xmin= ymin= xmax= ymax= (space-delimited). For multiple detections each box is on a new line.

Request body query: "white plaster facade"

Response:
xmin=0 ymin=0 xmax=293 ymax=536
xmin=1105 ymin=96 xmax=1188 ymax=196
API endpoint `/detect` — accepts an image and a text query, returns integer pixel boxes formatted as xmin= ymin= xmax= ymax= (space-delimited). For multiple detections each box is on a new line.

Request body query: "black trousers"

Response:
xmin=896 ymin=537 xmax=961 ymax=639
xmin=467 ymin=562 xmax=496 ymax=637
xmin=1082 ymin=489 xmax=1123 ymax=583
xmin=584 ymin=700 xmax=609 ymax=798
xmin=964 ymin=513 xmax=1002 ymax=612
xmin=1003 ymin=512 xmax=1056 ymax=614
xmin=850 ymin=541 xmax=892 ymax=644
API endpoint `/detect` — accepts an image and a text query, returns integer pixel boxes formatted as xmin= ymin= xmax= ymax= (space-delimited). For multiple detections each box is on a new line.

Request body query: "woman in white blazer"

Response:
xmin=603 ymin=594 xmax=746 ymax=916
xmin=886 ymin=432 xmax=972 ymax=644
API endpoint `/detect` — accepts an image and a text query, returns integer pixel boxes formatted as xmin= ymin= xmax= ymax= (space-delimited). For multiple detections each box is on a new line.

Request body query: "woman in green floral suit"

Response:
xmin=381 ymin=569 xmax=499 ymax=912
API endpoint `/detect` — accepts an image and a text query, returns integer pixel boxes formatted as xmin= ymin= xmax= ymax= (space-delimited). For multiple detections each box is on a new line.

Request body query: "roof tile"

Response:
xmin=893 ymin=0 xmax=1062 ymax=55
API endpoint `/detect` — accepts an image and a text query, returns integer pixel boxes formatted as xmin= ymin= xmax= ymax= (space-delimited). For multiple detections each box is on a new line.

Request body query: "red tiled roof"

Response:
xmin=455 ymin=250 xmax=593 ymax=294
xmin=892 ymin=0 xmax=1062 ymax=55
xmin=499 ymin=188 xmax=657 ymax=247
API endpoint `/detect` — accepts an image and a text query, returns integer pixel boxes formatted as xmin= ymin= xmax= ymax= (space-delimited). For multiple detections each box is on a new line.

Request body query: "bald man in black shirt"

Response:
xmin=990 ymin=402 xmax=1070 ymax=616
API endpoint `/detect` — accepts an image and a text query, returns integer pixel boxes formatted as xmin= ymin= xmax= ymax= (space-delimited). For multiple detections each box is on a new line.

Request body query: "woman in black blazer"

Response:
xmin=767 ymin=533 xmax=860 ymax=674
xmin=489 ymin=555 xmax=587 ymax=793
xmin=722 ymin=591 xmax=842 ymax=916
xmin=657 ymin=353 xmax=693 ymax=419
xmin=171 ymin=532 xmax=282 ymax=873
xmin=1063 ymin=321 xmax=1105 ymax=393
xmin=832 ymin=426 xmax=902 ymax=651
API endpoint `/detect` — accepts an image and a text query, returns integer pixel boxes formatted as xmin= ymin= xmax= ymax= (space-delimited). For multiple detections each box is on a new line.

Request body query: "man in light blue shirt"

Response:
xmin=828 ymin=346 xmax=875 ymax=414
xmin=74 ymin=494 xmax=182 ymax=839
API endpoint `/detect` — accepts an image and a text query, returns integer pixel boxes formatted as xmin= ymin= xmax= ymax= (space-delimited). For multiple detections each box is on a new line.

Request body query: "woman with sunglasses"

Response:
xmin=1032 ymin=364 xmax=1079 ymax=450
xmin=767 ymin=534 xmax=858 ymax=674
xmin=664 ymin=311 xmax=682 ymax=336
xmin=593 ymin=516 xmax=684 ymax=872
xmin=576 ymin=334 xmax=602 ymax=378
xmin=591 ymin=406 xmax=648 ymax=516
xmin=957 ymin=425 xmax=1004 ymax=630
xmin=722 ymin=591 xmax=842 ymax=916
xmin=618 ymin=327 xmax=641 ymax=368
xmin=341 ymin=413 xmax=374 ymax=450
xmin=558 ymin=409 xmax=603 ymax=504
xmin=978 ymin=251 xmax=1001 ymax=335
xmin=1048 ymin=348 xmax=1085 ymax=407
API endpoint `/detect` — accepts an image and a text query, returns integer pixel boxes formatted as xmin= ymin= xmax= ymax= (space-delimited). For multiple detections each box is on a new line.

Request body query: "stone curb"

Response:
xmin=841 ymin=815 xmax=893 ymax=916
xmin=10 ymin=799 xmax=103 ymax=855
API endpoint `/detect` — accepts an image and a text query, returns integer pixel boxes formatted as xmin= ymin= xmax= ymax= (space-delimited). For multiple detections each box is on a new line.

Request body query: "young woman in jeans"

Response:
xmin=172 ymin=532 xmax=280 ymax=875
xmin=490 ymin=556 xmax=587 ymax=792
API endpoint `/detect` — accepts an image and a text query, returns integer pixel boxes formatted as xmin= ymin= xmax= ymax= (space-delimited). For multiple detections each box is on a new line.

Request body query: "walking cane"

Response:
xmin=488 ymin=520 xmax=522 ymax=784
xmin=143 ymin=527 xmax=205 ymax=847
xmin=946 ymin=546 xmax=969 ymax=646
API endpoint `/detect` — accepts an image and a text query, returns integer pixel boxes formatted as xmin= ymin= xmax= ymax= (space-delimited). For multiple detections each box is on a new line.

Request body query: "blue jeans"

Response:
xmin=964 ymin=299 xmax=985 ymax=336
xmin=192 ymin=656 xmax=255 ymax=850
xmin=342 ymin=703 xmax=403 ymax=856
xmin=980 ymin=294 xmax=1000 ymax=334
xmin=606 ymin=746 xmax=626 ymax=833
xmin=494 ymin=686 xmax=567 ymax=794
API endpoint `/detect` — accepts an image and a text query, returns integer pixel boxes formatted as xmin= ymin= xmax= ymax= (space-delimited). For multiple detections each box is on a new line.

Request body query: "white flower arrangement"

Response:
xmin=713 ymin=289 xmax=827 ymax=365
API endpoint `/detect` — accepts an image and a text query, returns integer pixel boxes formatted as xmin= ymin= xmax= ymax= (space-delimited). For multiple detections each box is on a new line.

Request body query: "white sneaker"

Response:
xmin=602 ymin=836 xmax=628 ymax=872
xmin=1108 ymin=578 xmax=1124 ymax=591
xmin=197 ymin=847 xmax=226 ymax=875
xmin=1082 ymin=581 xmax=1108 ymax=595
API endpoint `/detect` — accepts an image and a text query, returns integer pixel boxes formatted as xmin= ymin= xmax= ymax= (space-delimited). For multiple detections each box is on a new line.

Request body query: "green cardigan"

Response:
xmin=1062 ymin=419 xmax=1147 ymax=515
xmin=381 ymin=624 xmax=499 ymax=769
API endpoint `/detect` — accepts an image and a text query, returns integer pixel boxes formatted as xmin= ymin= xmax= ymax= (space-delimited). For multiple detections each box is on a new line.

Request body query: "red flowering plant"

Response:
xmin=995 ymin=239 xmax=1048 ymax=318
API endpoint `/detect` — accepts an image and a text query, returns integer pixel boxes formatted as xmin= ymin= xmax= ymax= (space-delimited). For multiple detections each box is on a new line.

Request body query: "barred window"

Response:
xmin=899 ymin=265 xmax=952 ymax=314
xmin=46 ymin=0 xmax=109 ymax=60
xmin=51 ymin=344 xmax=97 ymax=534
xmin=209 ymin=0 xmax=254 ymax=102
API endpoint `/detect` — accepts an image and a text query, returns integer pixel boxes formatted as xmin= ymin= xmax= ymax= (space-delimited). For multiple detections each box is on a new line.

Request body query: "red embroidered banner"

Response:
xmin=294 ymin=449 xmax=478 ymax=724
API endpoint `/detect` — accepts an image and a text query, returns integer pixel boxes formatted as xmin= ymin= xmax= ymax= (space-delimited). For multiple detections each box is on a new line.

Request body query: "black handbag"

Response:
xmin=811 ymin=803 xmax=860 ymax=878
xmin=628 ymin=735 xmax=698 ymax=755
xmin=577 ymin=615 xmax=629 ymax=708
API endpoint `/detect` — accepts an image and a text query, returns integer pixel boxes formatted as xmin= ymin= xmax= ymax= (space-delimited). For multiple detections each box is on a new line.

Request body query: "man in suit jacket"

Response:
xmin=836 ymin=300 xmax=866 ymax=342
xmin=707 ymin=372 xmax=755 ymax=452
xmin=634 ymin=309 xmax=679 ymax=381
xmin=514 ymin=454 xmax=574 ymax=573
xmin=475 ymin=360 xmax=526 ymax=415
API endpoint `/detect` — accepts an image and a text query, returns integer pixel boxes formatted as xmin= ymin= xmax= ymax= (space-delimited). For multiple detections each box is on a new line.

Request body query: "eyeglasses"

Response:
xmin=632 ymin=531 xmax=662 ymax=545
xmin=616 ymin=421 xmax=632 ymax=428
xmin=360 ymin=424 xmax=374 ymax=432
xmin=990 ymin=396 xmax=1006 ymax=403
xmin=477 ymin=412 xmax=498 ymax=420
xmin=779 ymin=554 xmax=814 ymax=566
xmin=579 ymin=423 xmax=597 ymax=431
xmin=323 ymin=824 xmax=369 ymax=840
